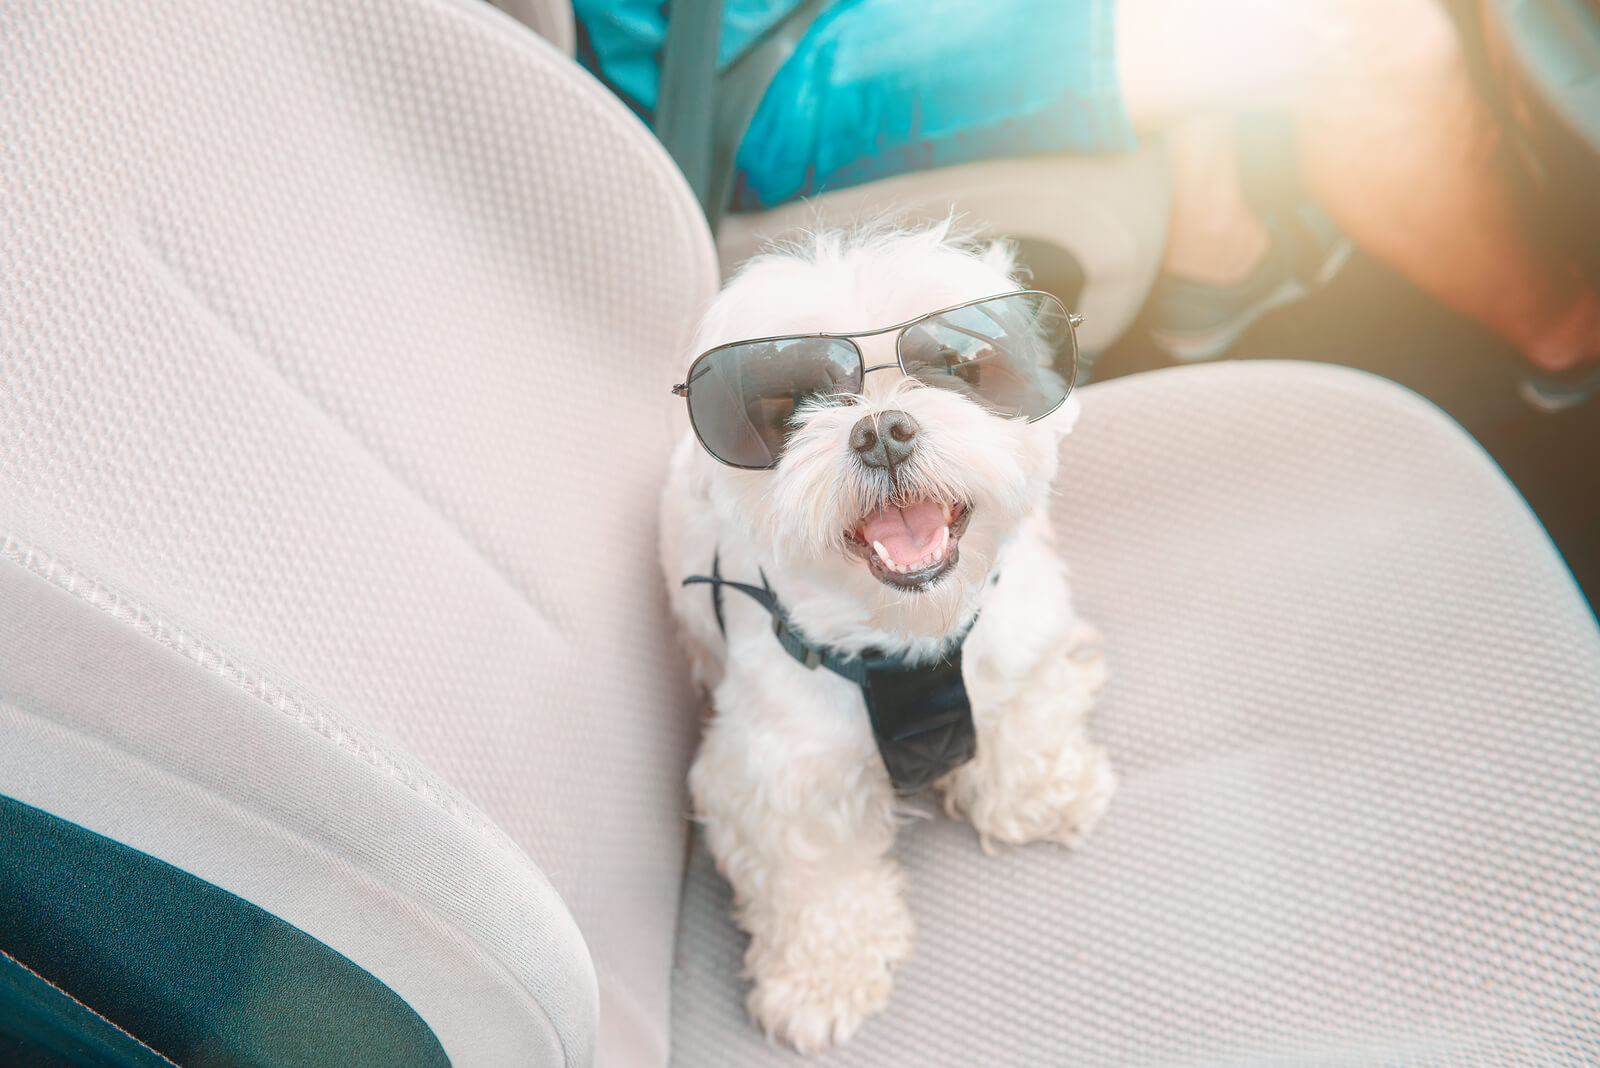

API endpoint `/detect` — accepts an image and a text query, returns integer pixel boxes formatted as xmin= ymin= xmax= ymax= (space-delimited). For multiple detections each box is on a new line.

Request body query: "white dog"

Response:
xmin=660 ymin=223 xmax=1114 ymax=1053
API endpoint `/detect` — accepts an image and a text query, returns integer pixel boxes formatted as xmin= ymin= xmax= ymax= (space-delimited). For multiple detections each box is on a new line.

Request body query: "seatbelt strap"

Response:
xmin=654 ymin=0 xmax=835 ymax=229
xmin=654 ymin=0 xmax=723 ymax=213
xmin=705 ymin=0 xmax=834 ymax=227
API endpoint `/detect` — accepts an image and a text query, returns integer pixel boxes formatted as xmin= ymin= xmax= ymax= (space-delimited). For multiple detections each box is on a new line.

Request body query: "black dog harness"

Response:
xmin=684 ymin=553 xmax=978 ymax=794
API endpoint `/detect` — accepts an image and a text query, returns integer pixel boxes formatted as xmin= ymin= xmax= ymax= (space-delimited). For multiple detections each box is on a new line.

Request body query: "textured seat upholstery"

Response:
xmin=671 ymin=362 xmax=1600 ymax=1065
xmin=0 ymin=1 xmax=715 ymax=1064
xmin=715 ymin=147 xmax=1171 ymax=356
xmin=489 ymin=0 xmax=576 ymax=54
xmin=5 ymin=2 xmax=1599 ymax=1067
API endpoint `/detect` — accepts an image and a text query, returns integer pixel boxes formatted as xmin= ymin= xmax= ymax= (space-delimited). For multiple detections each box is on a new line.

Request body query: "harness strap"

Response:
xmin=683 ymin=554 xmax=871 ymax=681
xmin=683 ymin=553 xmax=981 ymax=794
xmin=683 ymin=552 xmax=773 ymax=635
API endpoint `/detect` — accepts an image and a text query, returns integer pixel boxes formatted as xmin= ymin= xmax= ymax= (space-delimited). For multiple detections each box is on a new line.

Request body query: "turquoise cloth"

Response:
xmin=574 ymin=0 xmax=1138 ymax=211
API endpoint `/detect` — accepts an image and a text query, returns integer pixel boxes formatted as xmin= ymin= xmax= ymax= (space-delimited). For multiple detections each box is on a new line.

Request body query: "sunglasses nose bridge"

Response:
xmin=857 ymin=369 xmax=921 ymax=414
xmin=849 ymin=325 xmax=897 ymax=363
xmin=849 ymin=326 xmax=901 ymax=392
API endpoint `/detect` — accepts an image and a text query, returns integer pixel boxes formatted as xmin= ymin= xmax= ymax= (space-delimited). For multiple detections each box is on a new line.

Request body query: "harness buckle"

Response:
xmin=773 ymin=616 xmax=825 ymax=670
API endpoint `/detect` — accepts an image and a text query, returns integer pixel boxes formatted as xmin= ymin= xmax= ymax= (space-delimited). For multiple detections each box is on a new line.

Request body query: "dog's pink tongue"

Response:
xmin=859 ymin=499 xmax=947 ymax=561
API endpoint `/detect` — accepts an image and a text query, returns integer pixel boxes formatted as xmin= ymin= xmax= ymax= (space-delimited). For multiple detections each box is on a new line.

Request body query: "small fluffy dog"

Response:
xmin=661 ymin=224 xmax=1113 ymax=1052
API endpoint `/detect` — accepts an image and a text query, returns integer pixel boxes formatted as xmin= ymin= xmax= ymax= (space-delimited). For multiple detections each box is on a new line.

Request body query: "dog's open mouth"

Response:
xmin=845 ymin=498 xmax=972 ymax=590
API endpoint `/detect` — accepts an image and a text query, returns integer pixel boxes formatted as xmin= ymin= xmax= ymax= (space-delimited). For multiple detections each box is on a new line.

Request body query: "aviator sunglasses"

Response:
xmin=672 ymin=290 xmax=1084 ymax=469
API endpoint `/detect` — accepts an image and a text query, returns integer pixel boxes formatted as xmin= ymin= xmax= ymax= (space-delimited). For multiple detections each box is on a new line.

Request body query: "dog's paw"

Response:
xmin=747 ymin=956 xmax=895 ymax=1054
xmin=1066 ymin=621 xmax=1108 ymax=697
xmin=953 ymin=741 xmax=1117 ymax=851
xmin=744 ymin=894 xmax=912 ymax=1054
xmin=1047 ymin=743 xmax=1116 ymax=848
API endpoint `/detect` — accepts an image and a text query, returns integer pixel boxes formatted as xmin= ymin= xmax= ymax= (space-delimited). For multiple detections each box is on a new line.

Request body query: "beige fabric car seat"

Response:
xmin=489 ymin=0 xmax=576 ymax=53
xmin=672 ymin=360 xmax=1600 ymax=1064
xmin=3 ymin=3 xmax=1597 ymax=1068
xmin=715 ymin=148 xmax=1171 ymax=357
xmin=1 ymin=1 xmax=714 ymax=1064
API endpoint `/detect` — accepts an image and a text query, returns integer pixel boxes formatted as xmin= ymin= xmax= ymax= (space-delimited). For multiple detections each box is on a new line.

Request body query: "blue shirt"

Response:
xmin=575 ymin=0 xmax=1138 ymax=211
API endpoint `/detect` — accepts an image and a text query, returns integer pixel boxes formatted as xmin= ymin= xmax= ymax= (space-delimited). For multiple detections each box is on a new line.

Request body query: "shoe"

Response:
xmin=1149 ymin=203 xmax=1353 ymax=363
xmin=1520 ymin=361 xmax=1600 ymax=413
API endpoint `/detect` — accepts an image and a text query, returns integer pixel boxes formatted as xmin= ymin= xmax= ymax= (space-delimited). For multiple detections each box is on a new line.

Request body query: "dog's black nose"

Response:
xmin=850 ymin=410 xmax=919 ymax=469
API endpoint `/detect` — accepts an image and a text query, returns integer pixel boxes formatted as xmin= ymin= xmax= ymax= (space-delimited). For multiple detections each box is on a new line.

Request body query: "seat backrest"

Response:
xmin=0 ymin=1 xmax=716 ymax=1064
xmin=715 ymin=146 xmax=1171 ymax=356
xmin=490 ymin=0 xmax=578 ymax=54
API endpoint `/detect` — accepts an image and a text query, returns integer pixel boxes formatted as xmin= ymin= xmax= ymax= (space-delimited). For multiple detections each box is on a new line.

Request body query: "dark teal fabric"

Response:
xmin=0 ymin=794 xmax=450 ymax=1068
xmin=0 ymin=949 xmax=174 ymax=1068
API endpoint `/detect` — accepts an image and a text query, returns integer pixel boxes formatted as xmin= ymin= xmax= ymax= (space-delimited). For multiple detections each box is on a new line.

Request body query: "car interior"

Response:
xmin=2 ymin=0 xmax=1597 ymax=1065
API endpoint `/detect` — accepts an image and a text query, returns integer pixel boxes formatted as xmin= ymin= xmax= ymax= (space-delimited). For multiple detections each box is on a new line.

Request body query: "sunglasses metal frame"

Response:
xmin=670 ymin=290 xmax=1085 ymax=470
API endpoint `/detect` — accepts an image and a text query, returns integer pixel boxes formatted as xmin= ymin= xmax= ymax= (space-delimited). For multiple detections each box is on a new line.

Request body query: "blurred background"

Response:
xmin=1095 ymin=0 xmax=1600 ymax=605
xmin=541 ymin=0 xmax=1600 ymax=608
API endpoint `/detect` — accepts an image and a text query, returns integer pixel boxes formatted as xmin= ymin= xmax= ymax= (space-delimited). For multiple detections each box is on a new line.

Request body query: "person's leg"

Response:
xmin=1148 ymin=111 xmax=1355 ymax=362
xmin=1118 ymin=0 xmax=1600 ymax=373
xmin=1160 ymin=114 xmax=1270 ymax=287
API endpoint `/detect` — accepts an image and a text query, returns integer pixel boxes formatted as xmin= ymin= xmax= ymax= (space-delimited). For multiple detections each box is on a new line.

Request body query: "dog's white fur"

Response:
xmin=661 ymin=223 xmax=1114 ymax=1053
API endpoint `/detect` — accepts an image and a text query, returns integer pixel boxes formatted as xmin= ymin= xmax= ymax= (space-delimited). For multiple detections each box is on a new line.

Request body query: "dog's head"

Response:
xmin=685 ymin=224 xmax=1078 ymax=641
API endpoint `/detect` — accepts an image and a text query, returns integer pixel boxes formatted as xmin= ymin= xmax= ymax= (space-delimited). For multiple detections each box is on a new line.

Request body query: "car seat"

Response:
xmin=488 ymin=0 xmax=575 ymax=54
xmin=713 ymin=148 xmax=1170 ymax=359
xmin=2 ymin=2 xmax=1598 ymax=1066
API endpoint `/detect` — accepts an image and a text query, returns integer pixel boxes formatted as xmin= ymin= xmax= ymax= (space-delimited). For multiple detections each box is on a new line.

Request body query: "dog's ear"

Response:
xmin=1048 ymin=394 xmax=1082 ymax=438
xmin=979 ymin=238 xmax=1020 ymax=284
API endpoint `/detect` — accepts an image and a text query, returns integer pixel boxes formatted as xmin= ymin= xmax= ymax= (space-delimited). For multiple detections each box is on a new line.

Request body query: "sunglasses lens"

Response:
xmin=684 ymin=337 xmax=862 ymax=467
xmin=898 ymin=292 xmax=1078 ymax=419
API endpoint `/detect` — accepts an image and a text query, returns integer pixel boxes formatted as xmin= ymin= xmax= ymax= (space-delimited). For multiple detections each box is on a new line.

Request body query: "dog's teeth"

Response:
xmin=933 ymin=545 xmax=944 ymax=563
xmin=935 ymin=525 xmax=950 ymax=553
xmin=872 ymin=540 xmax=894 ymax=569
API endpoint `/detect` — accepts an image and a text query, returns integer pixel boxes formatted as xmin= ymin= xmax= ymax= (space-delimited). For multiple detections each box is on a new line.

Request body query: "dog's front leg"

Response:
xmin=938 ymin=530 xmax=1116 ymax=851
xmin=941 ymin=634 xmax=1116 ymax=851
xmin=690 ymin=673 xmax=911 ymax=1053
